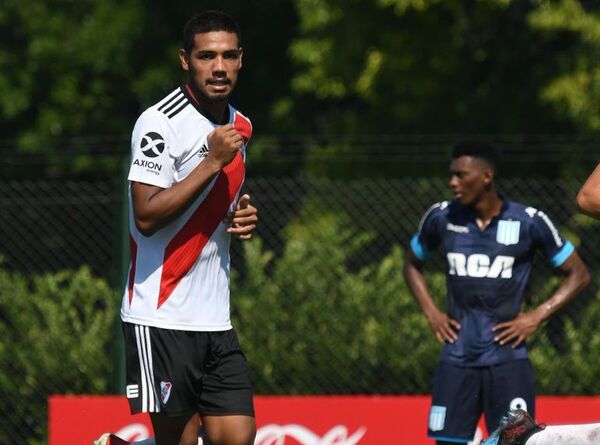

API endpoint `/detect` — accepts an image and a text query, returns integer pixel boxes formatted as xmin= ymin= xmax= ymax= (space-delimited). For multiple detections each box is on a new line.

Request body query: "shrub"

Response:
xmin=233 ymin=202 xmax=600 ymax=396
xmin=0 ymin=266 xmax=117 ymax=445
xmin=232 ymin=202 xmax=445 ymax=394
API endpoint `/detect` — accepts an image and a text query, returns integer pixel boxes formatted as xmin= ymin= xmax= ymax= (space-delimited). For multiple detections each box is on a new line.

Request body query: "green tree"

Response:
xmin=0 ymin=266 xmax=117 ymax=445
xmin=231 ymin=198 xmax=600 ymax=397
xmin=232 ymin=201 xmax=444 ymax=394
xmin=281 ymin=0 xmax=569 ymax=136
xmin=529 ymin=0 xmax=600 ymax=131
xmin=0 ymin=0 xmax=297 ymax=176
xmin=0 ymin=1 xmax=147 ymax=159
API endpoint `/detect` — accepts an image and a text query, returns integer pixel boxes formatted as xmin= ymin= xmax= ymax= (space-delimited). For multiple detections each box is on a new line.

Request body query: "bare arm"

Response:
xmin=576 ymin=164 xmax=600 ymax=218
xmin=403 ymin=250 xmax=461 ymax=344
xmin=132 ymin=124 xmax=243 ymax=236
xmin=493 ymin=252 xmax=590 ymax=348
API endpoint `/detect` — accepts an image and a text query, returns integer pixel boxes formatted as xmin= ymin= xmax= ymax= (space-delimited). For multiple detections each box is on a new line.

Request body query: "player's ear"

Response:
xmin=238 ymin=47 xmax=243 ymax=69
xmin=483 ymin=168 xmax=494 ymax=185
xmin=179 ymin=49 xmax=190 ymax=71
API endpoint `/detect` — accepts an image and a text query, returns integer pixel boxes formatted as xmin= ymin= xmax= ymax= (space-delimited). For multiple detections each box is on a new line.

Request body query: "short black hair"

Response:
xmin=182 ymin=10 xmax=241 ymax=53
xmin=452 ymin=139 xmax=501 ymax=171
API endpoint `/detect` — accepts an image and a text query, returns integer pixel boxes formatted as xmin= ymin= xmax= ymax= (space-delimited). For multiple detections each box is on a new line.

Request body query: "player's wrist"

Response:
xmin=532 ymin=304 xmax=550 ymax=324
xmin=203 ymin=154 xmax=225 ymax=172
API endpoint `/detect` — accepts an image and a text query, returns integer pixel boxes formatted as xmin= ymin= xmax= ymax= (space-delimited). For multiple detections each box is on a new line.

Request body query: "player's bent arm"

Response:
xmin=576 ymin=164 xmax=600 ymax=218
xmin=403 ymin=252 xmax=438 ymax=317
xmin=132 ymin=156 xmax=223 ymax=236
xmin=132 ymin=125 xmax=244 ymax=236
xmin=530 ymin=251 xmax=590 ymax=324
xmin=403 ymin=251 xmax=460 ymax=343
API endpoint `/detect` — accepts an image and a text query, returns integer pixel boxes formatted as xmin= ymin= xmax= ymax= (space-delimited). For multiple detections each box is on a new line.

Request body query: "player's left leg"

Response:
xmin=199 ymin=329 xmax=256 ymax=445
xmin=482 ymin=359 xmax=535 ymax=435
xmin=150 ymin=412 xmax=200 ymax=445
xmin=202 ymin=414 xmax=255 ymax=445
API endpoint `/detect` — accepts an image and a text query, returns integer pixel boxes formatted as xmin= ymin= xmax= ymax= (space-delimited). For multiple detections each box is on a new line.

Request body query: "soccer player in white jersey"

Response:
xmin=96 ymin=10 xmax=258 ymax=445
xmin=481 ymin=165 xmax=600 ymax=445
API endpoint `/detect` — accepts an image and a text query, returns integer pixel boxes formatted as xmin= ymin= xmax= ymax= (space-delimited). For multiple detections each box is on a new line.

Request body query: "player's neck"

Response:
xmin=184 ymin=83 xmax=229 ymax=124
xmin=472 ymin=191 xmax=503 ymax=230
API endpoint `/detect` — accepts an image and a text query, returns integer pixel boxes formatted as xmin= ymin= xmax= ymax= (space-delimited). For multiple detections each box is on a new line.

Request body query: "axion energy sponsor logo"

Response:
xmin=141 ymin=132 xmax=165 ymax=158
xmin=133 ymin=158 xmax=162 ymax=172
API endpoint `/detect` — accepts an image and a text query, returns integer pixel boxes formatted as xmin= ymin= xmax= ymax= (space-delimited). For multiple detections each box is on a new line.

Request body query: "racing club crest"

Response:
xmin=497 ymin=220 xmax=521 ymax=246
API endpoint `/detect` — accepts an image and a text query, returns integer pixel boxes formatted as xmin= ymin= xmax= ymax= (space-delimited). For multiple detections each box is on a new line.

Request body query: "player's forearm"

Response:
xmin=134 ymin=158 xmax=223 ymax=235
xmin=403 ymin=262 xmax=440 ymax=317
xmin=532 ymin=257 xmax=590 ymax=323
xmin=577 ymin=189 xmax=600 ymax=217
xmin=577 ymin=164 xmax=600 ymax=217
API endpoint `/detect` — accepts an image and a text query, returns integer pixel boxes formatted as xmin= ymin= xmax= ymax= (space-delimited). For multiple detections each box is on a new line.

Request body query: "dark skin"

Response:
xmin=576 ymin=164 xmax=600 ymax=218
xmin=404 ymin=155 xmax=590 ymax=349
xmin=134 ymin=30 xmax=256 ymax=445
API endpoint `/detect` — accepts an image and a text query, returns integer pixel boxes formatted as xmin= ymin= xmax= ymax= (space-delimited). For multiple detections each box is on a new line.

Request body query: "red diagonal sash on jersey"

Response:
xmin=234 ymin=111 xmax=253 ymax=144
xmin=128 ymin=236 xmax=138 ymax=305
xmin=157 ymin=151 xmax=246 ymax=309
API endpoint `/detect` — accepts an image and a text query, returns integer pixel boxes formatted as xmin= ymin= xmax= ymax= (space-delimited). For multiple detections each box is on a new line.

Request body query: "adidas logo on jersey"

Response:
xmin=447 ymin=253 xmax=515 ymax=278
xmin=197 ymin=143 xmax=210 ymax=158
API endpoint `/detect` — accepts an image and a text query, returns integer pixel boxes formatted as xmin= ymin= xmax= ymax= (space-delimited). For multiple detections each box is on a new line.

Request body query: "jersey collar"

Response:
xmin=458 ymin=197 xmax=510 ymax=228
xmin=181 ymin=83 xmax=231 ymax=125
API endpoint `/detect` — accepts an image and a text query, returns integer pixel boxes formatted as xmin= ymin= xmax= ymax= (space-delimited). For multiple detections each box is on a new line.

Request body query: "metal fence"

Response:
xmin=1 ymin=164 xmax=600 ymax=443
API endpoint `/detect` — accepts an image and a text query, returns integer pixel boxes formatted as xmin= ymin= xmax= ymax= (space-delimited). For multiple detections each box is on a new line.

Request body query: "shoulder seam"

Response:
xmin=156 ymin=91 xmax=190 ymax=119
xmin=418 ymin=201 xmax=447 ymax=232
xmin=156 ymin=89 xmax=182 ymax=110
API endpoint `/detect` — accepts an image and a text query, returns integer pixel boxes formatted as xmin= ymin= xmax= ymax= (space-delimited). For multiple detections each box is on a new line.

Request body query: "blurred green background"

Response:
xmin=2 ymin=1 xmax=600 ymax=444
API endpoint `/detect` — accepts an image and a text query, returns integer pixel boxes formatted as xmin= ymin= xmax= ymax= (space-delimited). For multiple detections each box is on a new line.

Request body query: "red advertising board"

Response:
xmin=49 ymin=395 xmax=600 ymax=445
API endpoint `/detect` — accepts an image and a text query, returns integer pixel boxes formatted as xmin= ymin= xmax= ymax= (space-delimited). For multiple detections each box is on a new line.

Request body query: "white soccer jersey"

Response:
xmin=121 ymin=85 xmax=253 ymax=331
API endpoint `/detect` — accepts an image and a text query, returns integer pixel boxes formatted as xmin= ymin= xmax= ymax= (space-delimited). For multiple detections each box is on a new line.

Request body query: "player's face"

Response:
xmin=179 ymin=31 xmax=243 ymax=103
xmin=449 ymin=156 xmax=493 ymax=206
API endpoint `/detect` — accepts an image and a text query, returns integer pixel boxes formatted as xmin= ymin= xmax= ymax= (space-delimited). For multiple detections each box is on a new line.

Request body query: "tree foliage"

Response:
xmin=0 ymin=0 xmax=146 ymax=150
xmin=529 ymin=0 xmax=600 ymax=131
xmin=0 ymin=0 xmax=296 ymax=175
xmin=1 ymin=203 xmax=599 ymax=443
xmin=283 ymin=0 xmax=573 ymax=135
xmin=0 ymin=266 xmax=117 ymax=445
xmin=232 ymin=201 xmax=443 ymax=394
xmin=232 ymin=201 xmax=600 ymax=395
xmin=2 ymin=0 xmax=600 ymax=177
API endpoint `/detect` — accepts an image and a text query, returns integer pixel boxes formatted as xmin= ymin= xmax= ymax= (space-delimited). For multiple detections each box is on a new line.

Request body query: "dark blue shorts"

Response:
xmin=427 ymin=359 xmax=535 ymax=443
